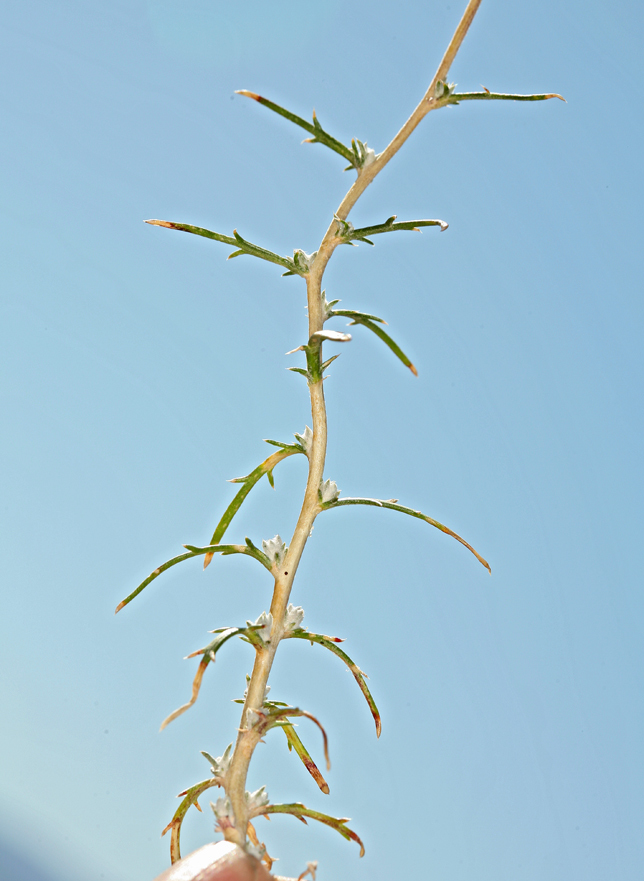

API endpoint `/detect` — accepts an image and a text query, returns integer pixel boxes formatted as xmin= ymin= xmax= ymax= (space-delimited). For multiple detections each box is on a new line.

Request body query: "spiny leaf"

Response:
xmin=333 ymin=215 xmax=447 ymax=246
xmin=323 ymin=498 xmax=490 ymax=572
xmin=115 ymin=550 xmax=195 ymax=613
xmin=328 ymin=310 xmax=417 ymax=375
xmin=285 ymin=630 xmax=381 ymax=736
xmin=326 ymin=308 xmax=386 ymax=324
xmin=287 ymin=366 xmax=311 ymax=378
xmin=145 ymin=219 xmax=236 ymax=246
xmin=256 ymin=803 xmax=365 ymax=857
xmin=448 ymin=90 xmax=565 ymax=104
xmin=282 ymin=723 xmax=329 ymax=794
xmin=162 ymin=778 xmax=222 ymax=864
xmin=159 ymin=628 xmax=243 ymax=730
xmin=320 ymin=353 xmax=341 ymax=372
xmin=114 ymin=541 xmax=273 ymax=613
xmin=184 ymin=541 xmax=272 ymax=571
xmin=230 ymin=229 xmax=300 ymax=273
xmin=145 ymin=219 xmax=300 ymax=274
xmin=349 ymin=217 xmax=448 ymax=239
xmin=263 ymin=438 xmax=305 ymax=452
xmin=203 ymin=447 xmax=302 ymax=568
xmin=235 ymin=91 xmax=357 ymax=167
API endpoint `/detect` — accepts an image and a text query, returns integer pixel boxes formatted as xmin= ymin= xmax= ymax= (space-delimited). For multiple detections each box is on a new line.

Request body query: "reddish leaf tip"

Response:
xmin=409 ymin=363 xmax=418 ymax=376
xmin=145 ymin=219 xmax=174 ymax=228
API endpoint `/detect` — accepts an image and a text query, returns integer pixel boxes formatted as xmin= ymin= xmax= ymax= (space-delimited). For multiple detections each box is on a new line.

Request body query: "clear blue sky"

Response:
xmin=2 ymin=2 xmax=642 ymax=880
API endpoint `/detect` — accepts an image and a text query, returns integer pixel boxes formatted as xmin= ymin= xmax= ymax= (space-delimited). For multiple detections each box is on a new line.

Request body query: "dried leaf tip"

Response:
xmin=145 ymin=219 xmax=174 ymax=228
xmin=409 ymin=363 xmax=418 ymax=377
xmin=235 ymin=90 xmax=261 ymax=101
xmin=546 ymin=93 xmax=566 ymax=102
xmin=114 ymin=600 xmax=125 ymax=614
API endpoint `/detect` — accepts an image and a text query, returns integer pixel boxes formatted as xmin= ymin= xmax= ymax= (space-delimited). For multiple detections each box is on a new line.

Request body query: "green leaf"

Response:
xmin=230 ymin=229 xmax=300 ymax=273
xmin=256 ymin=803 xmax=365 ymax=857
xmin=341 ymin=216 xmax=449 ymax=242
xmin=115 ymin=550 xmax=195 ymax=612
xmin=145 ymin=219 xmax=236 ymax=246
xmin=144 ymin=219 xmax=301 ymax=274
xmin=326 ymin=308 xmax=386 ymax=324
xmin=184 ymin=541 xmax=272 ymax=570
xmin=114 ymin=539 xmax=275 ymax=614
xmin=320 ymin=353 xmax=341 ymax=372
xmin=323 ymin=497 xmax=491 ymax=572
xmin=284 ymin=630 xmax=381 ymax=736
xmin=235 ymin=91 xmax=357 ymax=167
xmin=263 ymin=438 xmax=304 ymax=452
xmin=328 ymin=310 xmax=417 ymax=375
xmin=448 ymin=90 xmax=565 ymax=104
xmin=203 ymin=447 xmax=303 ymax=568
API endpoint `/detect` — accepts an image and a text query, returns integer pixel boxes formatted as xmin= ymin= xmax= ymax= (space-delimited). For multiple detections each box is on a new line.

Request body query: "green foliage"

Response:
xmin=123 ymin=1 xmax=562 ymax=873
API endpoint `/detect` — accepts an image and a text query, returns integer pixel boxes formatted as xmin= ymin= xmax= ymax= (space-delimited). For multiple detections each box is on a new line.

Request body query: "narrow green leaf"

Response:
xmin=348 ymin=217 xmax=448 ymax=239
xmin=230 ymin=229 xmax=300 ymax=272
xmin=200 ymin=750 xmax=219 ymax=769
xmin=449 ymin=90 xmax=565 ymax=104
xmin=235 ymin=91 xmax=356 ymax=166
xmin=320 ymin=353 xmax=341 ymax=372
xmin=287 ymin=366 xmax=311 ymax=378
xmin=145 ymin=219 xmax=236 ymax=246
xmin=203 ymin=447 xmax=302 ymax=568
xmin=329 ymin=310 xmax=417 ymax=375
xmin=145 ymin=219 xmax=300 ymax=274
xmin=115 ymin=550 xmax=196 ymax=613
xmin=182 ymin=541 xmax=273 ymax=569
xmin=324 ymin=498 xmax=491 ymax=572
xmin=285 ymin=630 xmax=381 ymax=736
xmin=257 ymin=803 xmax=365 ymax=857
xmin=327 ymin=308 xmax=386 ymax=324
xmin=264 ymin=438 xmax=303 ymax=451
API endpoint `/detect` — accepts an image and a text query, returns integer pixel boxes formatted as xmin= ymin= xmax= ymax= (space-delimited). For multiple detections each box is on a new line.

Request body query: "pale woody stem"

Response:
xmin=223 ymin=0 xmax=482 ymax=847
xmin=224 ymin=269 xmax=328 ymax=845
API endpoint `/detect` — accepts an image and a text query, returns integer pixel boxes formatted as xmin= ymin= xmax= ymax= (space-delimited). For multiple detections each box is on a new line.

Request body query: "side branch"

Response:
xmin=323 ymin=497 xmax=490 ymax=573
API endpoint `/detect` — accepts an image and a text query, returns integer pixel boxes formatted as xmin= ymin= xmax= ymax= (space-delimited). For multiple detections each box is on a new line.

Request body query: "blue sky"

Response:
xmin=1 ymin=2 xmax=643 ymax=880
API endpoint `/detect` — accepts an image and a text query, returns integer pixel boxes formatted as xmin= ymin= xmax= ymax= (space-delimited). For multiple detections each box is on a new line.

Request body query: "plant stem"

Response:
xmin=225 ymin=270 xmax=328 ymax=844
xmin=317 ymin=0 xmax=482 ymax=265
xmin=223 ymin=0 xmax=483 ymax=846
